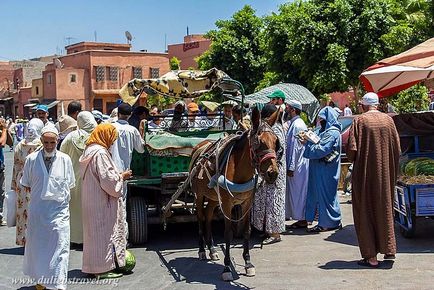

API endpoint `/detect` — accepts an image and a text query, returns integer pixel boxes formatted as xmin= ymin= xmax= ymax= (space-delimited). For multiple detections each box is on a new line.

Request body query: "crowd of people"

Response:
xmin=0 ymin=89 xmax=403 ymax=288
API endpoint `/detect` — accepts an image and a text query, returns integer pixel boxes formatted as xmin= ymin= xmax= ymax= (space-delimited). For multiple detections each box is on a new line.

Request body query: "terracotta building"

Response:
xmin=39 ymin=41 xmax=170 ymax=116
xmin=0 ymin=59 xmax=53 ymax=118
xmin=0 ymin=61 xmax=15 ymax=117
xmin=168 ymin=34 xmax=211 ymax=69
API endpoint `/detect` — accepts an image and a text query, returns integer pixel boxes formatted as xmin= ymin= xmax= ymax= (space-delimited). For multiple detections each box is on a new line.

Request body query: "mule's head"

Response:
xmin=249 ymin=106 xmax=282 ymax=184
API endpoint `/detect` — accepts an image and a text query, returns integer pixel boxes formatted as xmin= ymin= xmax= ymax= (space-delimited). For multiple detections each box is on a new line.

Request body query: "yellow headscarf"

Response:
xmin=86 ymin=123 xmax=118 ymax=149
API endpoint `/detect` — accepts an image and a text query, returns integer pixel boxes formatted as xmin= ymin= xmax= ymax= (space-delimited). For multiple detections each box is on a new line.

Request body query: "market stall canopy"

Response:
xmin=119 ymin=68 xmax=231 ymax=105
xmin=360 ymin=37 xmax=434 ymax=98
xmin=238 ymin=83 xmax=320 ymax=123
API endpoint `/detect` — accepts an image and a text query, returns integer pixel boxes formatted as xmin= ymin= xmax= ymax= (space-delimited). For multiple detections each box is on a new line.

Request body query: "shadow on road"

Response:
xmin=319 ymin=260 xmax=394 ymax=270
xmin=324 ymin=222 xmax=434 ymax=254
xmin=0 ymin=246 xmax=24 ymax=255
xmin=143 ymin=222 xmax=262 ymax=251
xmin=165 ymin=256 xmax=252 ymax=289
xmin=68 ymin=269 xmax=90 ymax=279
xmin=324 ymin=225 xmax=358 ymax=247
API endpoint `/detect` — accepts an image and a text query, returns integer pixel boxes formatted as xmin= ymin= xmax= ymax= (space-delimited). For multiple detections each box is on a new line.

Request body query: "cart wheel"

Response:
xmin=400 ymin=215 xmax=416 ymax=239
xmin=128 ymin=196 xmax=148 ymax=244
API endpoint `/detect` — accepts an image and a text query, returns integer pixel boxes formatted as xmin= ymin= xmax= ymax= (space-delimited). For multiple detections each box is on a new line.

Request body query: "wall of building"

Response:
xmin=15 ymin=87 xmax=32 ymax=117
xmin=32 ymin=78 xmax=44 ymax=99
xmin=39 ymin=47 xmax=170 ymax=114
xmin=0 ymin=62 xmax=14 ymax=93
xmin=53 ymin=68 xmax=87 ymax=116
xmin=65 ymin=42 xmax=131 ymax=54
xmin=168 ymin=35 xmax=211 ymax=69
xmin=11 ymin=60 xmax=50 ymax=87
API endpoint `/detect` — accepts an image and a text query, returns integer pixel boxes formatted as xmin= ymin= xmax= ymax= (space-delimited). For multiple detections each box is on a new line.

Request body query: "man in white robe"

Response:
xmin=60 ymin=111 xmax=97 ymax=245
xmin=20 ymin=124 xmax=75 ymax=290
xmin=111 ymin=103 xmax=145 ymax=174
xmin=285 ymin=100 xmax=310 ymax=229
xmin=110 ymin=103 xmax=145 ymax=246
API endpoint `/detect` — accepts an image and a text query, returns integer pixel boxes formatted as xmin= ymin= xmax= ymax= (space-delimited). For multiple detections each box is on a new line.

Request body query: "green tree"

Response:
xmin=381 ymin=0 xmax=434 ymax=55
xmin=197 ymin=5 xmax=266 ymax=94
xmin=264 ymin=0 xmax=433 ymax=97
xmin=391 ymin=84 xmax=429 ymax=113
xmin=169 ymin=57 xmax=181 ymax=70
xmin=266 ymin=0 xmax=398 ymax=96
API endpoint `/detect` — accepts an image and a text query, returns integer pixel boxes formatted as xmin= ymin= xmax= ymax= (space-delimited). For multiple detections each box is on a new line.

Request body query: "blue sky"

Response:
xmin=0 ymin=0 xmax=286 ymax=61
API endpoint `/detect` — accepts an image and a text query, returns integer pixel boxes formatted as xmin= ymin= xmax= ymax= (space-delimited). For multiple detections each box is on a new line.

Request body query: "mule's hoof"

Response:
xmin=209 ymin=252 xmax=220 ymax=261
xmin=198 ymin=251 xmax=207 ymax=260
xmin=222 ymin=271 xmax=234 ymax=281
xmin=245 ymin=266 xmax=256 ymax=277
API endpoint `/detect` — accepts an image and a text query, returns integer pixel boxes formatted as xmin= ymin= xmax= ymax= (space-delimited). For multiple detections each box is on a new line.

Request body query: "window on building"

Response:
xmin=150 ymin=67 xmax=160 ymax=78
xmin=36 ymin=86 xmax=39 ymax=95
xmin=47 ymin=74 xmax=52 ymax=84
xmin=70 ymin=73 xmax=77 ymax=83
xmin=109 ymin=67 xmax=119 ymax=81
xmin=133 ymin=67 xmax=142 ymax=79
xmin=96 ymin=66 xmax=105 ymax=82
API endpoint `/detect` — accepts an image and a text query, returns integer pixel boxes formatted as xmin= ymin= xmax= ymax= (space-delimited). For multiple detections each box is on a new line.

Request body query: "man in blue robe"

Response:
xmin=302 ymin=106 xmax=342 ymax=232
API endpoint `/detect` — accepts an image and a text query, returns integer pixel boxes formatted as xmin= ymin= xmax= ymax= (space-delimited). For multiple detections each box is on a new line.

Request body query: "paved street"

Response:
xmin=1 ymin=148 xmax=434 ymax=290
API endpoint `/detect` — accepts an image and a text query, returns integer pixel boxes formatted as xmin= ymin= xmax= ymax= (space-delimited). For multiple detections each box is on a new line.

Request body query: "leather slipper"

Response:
xmin=357 ymin=259 xmax=379 ymax=268
xmin=384 ymin=254 xmax=396 ymax=260
xmin=287 ymin=222 xmax=308 ymax=229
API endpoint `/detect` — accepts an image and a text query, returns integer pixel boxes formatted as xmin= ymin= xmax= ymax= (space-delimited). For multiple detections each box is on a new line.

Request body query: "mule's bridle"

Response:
xmin=248 ymin=121 xmax=281 ymax=170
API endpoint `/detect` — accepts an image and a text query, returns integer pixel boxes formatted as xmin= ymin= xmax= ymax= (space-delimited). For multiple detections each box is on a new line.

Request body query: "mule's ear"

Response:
xmin=251 ymin=107 xmax=260 ymax=132
xmin=266 ymin=107 xmax=281 ymax=126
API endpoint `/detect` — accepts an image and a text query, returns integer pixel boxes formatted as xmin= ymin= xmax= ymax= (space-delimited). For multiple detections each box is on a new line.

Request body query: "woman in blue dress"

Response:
xmin=302 ymin=106 xmax=342 ymax=232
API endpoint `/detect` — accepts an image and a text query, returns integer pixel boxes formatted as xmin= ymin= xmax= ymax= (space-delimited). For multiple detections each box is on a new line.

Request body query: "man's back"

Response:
xmin=112 ymin=120 xmax=144 ymax=171
xmin=348 ymin=111 xmax=401 ymax=191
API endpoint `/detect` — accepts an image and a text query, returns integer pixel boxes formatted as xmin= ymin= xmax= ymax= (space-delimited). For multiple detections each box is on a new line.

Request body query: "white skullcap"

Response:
xmin=287 ymin=100 xmax=303 ymax=110
xmin=41 ymin=123 xmax=59 ymax=136
xmin=360 ymin=92 xmax=379 ymax=106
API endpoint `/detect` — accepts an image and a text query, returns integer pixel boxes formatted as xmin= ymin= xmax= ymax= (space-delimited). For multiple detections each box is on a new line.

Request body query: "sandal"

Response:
xmin=307 ymin=224 xmax=342 ymax=233
xmin=262 ymin=236 xmax=281 ymax=245
xmin=287 ymin=221 xmax=308 ymax=229
xmin=97 ymin=271 xmax=124 ymax=280
xmin=35 ymin=284 xmax=46 ymax=290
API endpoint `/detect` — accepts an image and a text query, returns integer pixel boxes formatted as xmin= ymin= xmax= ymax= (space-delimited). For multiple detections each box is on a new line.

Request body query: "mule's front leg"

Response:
xmin=242 ymin=211 xmax=255 ymax=277
xmin=222 ymin=217 xmax=234 ymax=281
xmin=205 ymin=201 xmax=219 ymax=261
xmin=196 ymin=194 xmax=206 ymax=260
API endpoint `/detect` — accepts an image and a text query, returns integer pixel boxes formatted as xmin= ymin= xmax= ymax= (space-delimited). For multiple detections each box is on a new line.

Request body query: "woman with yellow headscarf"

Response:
xmin=79 ymin=123 xmax=132 ymax=279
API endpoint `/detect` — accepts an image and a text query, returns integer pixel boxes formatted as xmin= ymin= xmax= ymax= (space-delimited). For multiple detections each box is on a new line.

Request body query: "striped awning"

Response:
xmin=235 ymin=83 xmax=320 ymax=123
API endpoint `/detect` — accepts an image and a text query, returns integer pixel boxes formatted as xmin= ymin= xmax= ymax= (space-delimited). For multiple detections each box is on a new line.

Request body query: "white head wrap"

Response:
xmin=287 ymin=100 xmax=303 ymax=111
xmin=25 ymin=118 xmax=44 ymax=143
xmin=77 ymin=111 xmax=97 ymax=133
xmin=360 ymin=92 xmax=379 ymax=106
xmin=41 ymin=123 xmax=59 ymax=136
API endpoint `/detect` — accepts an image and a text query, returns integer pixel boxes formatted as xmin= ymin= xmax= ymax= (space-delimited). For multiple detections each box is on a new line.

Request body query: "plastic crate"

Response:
xmin=149 ymin=155 xmax=190 ymax=177
xmin=130 ymin=151 xmax=147 ymax=176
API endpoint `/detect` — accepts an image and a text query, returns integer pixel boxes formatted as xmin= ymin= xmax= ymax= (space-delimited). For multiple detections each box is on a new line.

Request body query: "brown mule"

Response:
xmin=190 ymin=107 xmax=282 ymax=281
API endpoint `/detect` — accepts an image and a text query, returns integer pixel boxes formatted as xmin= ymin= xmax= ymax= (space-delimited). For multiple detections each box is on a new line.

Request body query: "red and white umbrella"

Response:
xmin=360 ymin=37 xmax=434 ymax=97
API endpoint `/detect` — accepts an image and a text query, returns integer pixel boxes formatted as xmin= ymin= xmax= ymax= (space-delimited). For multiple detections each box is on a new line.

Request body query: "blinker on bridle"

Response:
xmin=249 ymin=121 xmax=281 ymax=169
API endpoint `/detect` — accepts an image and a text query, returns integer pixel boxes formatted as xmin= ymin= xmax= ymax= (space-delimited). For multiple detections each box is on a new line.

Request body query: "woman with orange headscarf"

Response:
xmin=79 ymin=123 xmax=132 ymax=279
